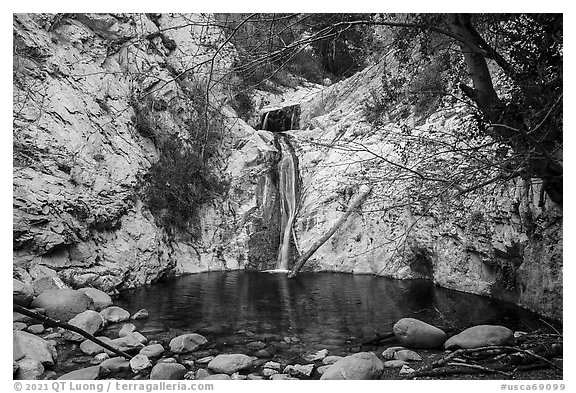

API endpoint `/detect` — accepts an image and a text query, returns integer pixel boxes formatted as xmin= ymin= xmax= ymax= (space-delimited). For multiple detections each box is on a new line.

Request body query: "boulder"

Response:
xmin=231 ymin=372 xmax=247 ymax=380
xmin=317 ymin=365 xmax=331 ymax=375
xmin=196 ymin=356 xmax=214 ymax=364
xmin=207 ymin=354 xmax=255 ymax=375
xmin=57 ymin=365 xmax=101 ymax=380
xmin=139 ymin=344 xmax=165 ymax=358
xmin=263 ymin=361 xmax=281 ymax=370
xmin=320 ymin=352 xmax=384 ymax=380
xmin=195 ymin=369 xmax=210 ymax=379
xmin=131 ymin=309 xmax=149 ymax=320
xmin=14 ymin=279 xmax=34 ymax=306
xmin=100 ymin=306 xmax=130 ymax=324
xmin=14 ymin=322 xmax=28 ymax=331
xmin=80 ymin=336 xmax=113 ymax=355
xmin=393 ymin=318 xmax=447 ymax=349
xmin=107 ymin=333 xmax=145 ymax=354
xmin=381 ymin=346 xmax=404 ymax=360
xmin=394 ymin=349 xmax=422 ymax=362
xmin=150 ymin=363 xmax=187 ymax=380
xmin=65 ymin=310 xmax=104 ymax=341
xmin=283 ymin=363 xmax=314 ymax=377
xmin=169 ymin=333 xmax=207 ymax=354
xmin=13 ymin=331 xmax=57 ymax=366
xmin=30 ymin=289 xmax=93 ymax=322
xmin=15 ymin=358 xmax=44 ymax=380
xmin=263 ymin=368 xmax=279 ymax=377
xmin=305 ymin=349 xmax=328 ymax=362
xmin=119 ymin=323 xmax=137 ymax=337
xmin=78 ymin=288 xmax=113 ymax=311
xmin=384 ymin=360 xmax=408 ymax=368
xmin=100 ymin=357 xmax=130 ymax=374
xmin=26 ymin=325 xmax=45 ymax=335
xmin=130 ymin=354 xmax=152 ymax=373
xmin=322 ymin=355 xmax=344 ymax=365
xmin=444 ymin=325 xmax=514 ymax=350
xmin=31 ymin=276 xmax=69 ymax=296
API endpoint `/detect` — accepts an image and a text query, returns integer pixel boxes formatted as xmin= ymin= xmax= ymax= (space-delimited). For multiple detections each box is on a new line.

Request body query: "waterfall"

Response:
xmin=276 ymin=137 xmax=298 ymax=270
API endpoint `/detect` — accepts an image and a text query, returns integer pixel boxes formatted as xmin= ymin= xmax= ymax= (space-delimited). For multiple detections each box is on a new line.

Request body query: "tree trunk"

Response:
xmin=287 ymin=185 xmax=371 ymax=278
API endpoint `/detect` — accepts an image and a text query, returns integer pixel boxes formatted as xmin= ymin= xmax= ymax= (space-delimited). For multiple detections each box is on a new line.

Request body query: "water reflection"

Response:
xmin=115 ymin=271 xmax=550 ymax=342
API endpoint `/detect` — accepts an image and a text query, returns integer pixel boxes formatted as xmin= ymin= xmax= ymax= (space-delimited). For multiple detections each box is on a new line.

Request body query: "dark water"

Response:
xmin=113 ymin=271 xmax=552 ymax=357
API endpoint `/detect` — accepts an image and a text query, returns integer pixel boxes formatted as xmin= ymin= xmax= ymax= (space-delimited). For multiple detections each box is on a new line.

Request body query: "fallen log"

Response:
xmin=287 ymin=185 xmax=371 ymax=278
xmin=14 ymin=304 xmax=133 ymax=360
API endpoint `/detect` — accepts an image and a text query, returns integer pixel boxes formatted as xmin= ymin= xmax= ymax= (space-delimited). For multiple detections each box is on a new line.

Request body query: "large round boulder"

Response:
xmin=444 ymin=325 xmax=514 ymax=350
xmin=320 ymin=352 xmax=384 ymax=380
xmin=30 ymin=289 xmax=93 ymax=322
xmin=78 ymin=288 xmax=113 ymax=311
xmin=207 ymin=354 xmax=255 ymax=375
xmin=13 ymin=331 xmax=57 ymax=366
xmin=169 ymin=333 xmax=207 ymax=354
xmin=393 ymin=318 xmax=447 ymax=349
xmin=14 ymin=279 xmax=34 ymax=306
xmin=64 ymin=310 xmax=104 ymax=341
xmin=149 ymin=363 xmax=187 ymax=380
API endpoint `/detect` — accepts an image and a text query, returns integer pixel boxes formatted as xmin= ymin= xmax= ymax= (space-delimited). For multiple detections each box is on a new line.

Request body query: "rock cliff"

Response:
xmin=13 ymin=13 xmax=279 ymax=292
xmin=291 ymin=60 xmax=562 ymax=319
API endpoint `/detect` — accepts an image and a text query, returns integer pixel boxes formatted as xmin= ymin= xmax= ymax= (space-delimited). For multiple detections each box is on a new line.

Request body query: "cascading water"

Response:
xmin=276 ymin=137 xmax=298 ymax=270
xmin=259 ymin=104 xmax=301 ymax=273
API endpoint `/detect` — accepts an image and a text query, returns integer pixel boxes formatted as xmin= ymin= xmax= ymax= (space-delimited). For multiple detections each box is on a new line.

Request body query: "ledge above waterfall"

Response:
xmin=259 ymin=103 xmax=301 ymax=132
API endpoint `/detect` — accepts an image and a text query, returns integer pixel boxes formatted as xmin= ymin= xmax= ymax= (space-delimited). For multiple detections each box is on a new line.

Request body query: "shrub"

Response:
xmin=143 ymin=135 xmax=228 ymax=239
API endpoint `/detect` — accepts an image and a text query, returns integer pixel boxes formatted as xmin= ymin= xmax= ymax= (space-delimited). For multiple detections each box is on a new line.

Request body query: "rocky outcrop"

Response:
xmin=291 ymin=59 xmax=562 ymax=319
xmin=13 ymin=13 xmax=281 ymax=293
